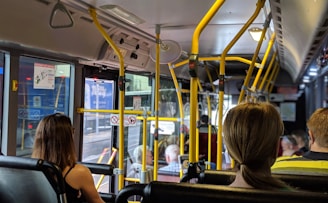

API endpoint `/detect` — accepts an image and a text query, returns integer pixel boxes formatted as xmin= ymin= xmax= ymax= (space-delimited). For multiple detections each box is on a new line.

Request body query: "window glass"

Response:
xmin=0 ymin=52 xmax=4 ymax=143
xmin=82 ymin=78 xmax=114 ymax=162
xmin=82 ymin=78 xmax=114 ymax=193
xmin=125 ymin=73 xmax=151 ymax=110
xmin=17 ymin=56 xmax=71 ymax=156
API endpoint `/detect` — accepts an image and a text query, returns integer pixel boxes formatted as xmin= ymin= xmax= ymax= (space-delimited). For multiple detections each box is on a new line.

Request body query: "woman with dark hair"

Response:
xmin=32 ymin=113 xmax=104 ymax=203
xmin=223 ymin=102 xmax=289 ymax=190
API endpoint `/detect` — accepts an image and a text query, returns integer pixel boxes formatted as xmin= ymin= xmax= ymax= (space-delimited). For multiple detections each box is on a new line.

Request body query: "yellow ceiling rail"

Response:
xmin=219 ymin=0 xmax=266 ymax=170
xmin=89 ymin=8 xmax=126 ymax=190
xmin=172 ymin=56 xmax=261 ymax=69
xmin=258 ymin=51 xmax=277 ymax=91
xmin=238 ymin=11 xmax=271 ymax=103
xmin=250 ymin=32 xmax=276 ymax=92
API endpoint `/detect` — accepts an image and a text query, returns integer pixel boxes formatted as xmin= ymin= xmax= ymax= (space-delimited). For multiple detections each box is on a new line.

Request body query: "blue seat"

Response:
xmin=0 ymin=156 xmax=67 ymax=203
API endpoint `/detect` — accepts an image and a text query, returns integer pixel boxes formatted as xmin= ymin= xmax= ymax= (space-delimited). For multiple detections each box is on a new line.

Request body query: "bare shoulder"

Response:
xmin=74 ymin=163 xmax=92 ymax=173
xmin=67 ymin=164 xmax=92 ymax=180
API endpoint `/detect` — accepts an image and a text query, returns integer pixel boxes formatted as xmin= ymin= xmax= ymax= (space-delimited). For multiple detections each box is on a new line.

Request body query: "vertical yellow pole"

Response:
xmin=153 ymin=25 xmax=161 ymax=180
xmin=89 ymin=8 xmax=125 ymax=190
xmin=141 ymin=117 xmax=148 ymax=183
xmin=220 ymin=0 xmax=266 ymax=169
xmin=168 ymin=63 xmax=184 ymax=178
xmin=189 ymin=0 xmax=225 ymax=164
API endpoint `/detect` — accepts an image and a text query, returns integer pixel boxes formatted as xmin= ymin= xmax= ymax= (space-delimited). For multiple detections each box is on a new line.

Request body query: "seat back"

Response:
xmin=115 ymin=181 xmax=328 ymax=203
xmin=81 ymin=162 xmax=116 ymax=203
xmin=0 ymin=156 xmax=67 ymax=203
xmin=200 ymin=170 xmax=328 ymax=193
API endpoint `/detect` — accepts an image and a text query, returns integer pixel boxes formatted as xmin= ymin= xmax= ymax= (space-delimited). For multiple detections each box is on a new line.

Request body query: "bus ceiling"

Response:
xmin=0 ymin=0 xmax=327 ymax=86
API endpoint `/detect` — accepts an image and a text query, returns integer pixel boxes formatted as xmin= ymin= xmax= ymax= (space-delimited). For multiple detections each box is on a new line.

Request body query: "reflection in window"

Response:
xmin=17 ymin=56 xmax=71 ymax=156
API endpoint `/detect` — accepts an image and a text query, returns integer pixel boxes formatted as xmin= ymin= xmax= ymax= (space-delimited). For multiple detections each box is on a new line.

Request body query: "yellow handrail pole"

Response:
xmin=264 ymin=62 xmax=279 ymax=93
xmin=219 ymin=0 xmax=266 ymax=170
xmin=269 ymin=65 xmax=280 ymax=93
xmin=96 ymin=148 xmax=118 ymax=189
xmin=206 ymin=92 xmax=212 ymax=169
xmin=97 ymin=148 xmax=109 ymax=163
xmin=195 ymin=82 xmax=206 ymax=162
xmin=258 ymin=52 xmax=277 ymax=91
xmin=153 ymin=25 xmax=161 ymax=180
xmin=89 ymin=8 xmax=126 ymax=190
xmin=168 ymin=63 xmax=185 ymax=178
xmin=189 ymin=0 xmax=225 ymax=164
xmin=172 ymin=56 xmax=262 ymax=70
xmin=140 ymin=116 xmax=148 ymax=183
xmin=238 ymin=9 xmax=270 ymax=103
xmin=250 ymin=32 xmax=276 ymax=92
xmin=204 ymin=63 xmax=214 ymax=169
xmin=77 ymin=108 xmax=149 ymax=115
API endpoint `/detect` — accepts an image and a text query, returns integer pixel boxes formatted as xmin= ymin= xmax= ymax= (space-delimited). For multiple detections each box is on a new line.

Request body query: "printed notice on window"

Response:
xmin=33 ymin=63 xmax=55 ymax=89
xmin=280 ymin=102 xmax=296 ymax=122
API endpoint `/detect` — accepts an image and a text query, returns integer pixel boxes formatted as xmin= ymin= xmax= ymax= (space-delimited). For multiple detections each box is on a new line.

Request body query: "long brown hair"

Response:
xmin=32 ymin=113 xmax=77 ymax=170
xmin=223 ymin=102 xmax=287 ymax=190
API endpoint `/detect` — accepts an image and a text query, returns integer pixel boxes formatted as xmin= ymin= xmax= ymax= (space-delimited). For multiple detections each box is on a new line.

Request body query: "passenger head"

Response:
xmin=32 ymin=113 xmax=76 ymax=170
xmin=133 ymin=145 xmax=153 ymax=165
xmin=307 ymin=107 xmax=328 ymax=149
xmin=223 ymin=102 xmax=286 ymax=189
xmin=280 ymin=135 xmax=298 ymax=156
xmin=290 ymin=129 xmax=308 ymax=150
xmin=200 ymin=115 xmax=209 ymax=124
xmin=165 ymin=144 xmax=180 ymax=164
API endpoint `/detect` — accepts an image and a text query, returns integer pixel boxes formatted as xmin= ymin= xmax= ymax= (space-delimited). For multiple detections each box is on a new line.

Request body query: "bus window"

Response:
xmin=16 ymin=56 xmax=71 ymax=156
xmin=0 ymin=52 xmax=4 ymax=142
xmin=82 ymin=78 xmax=114 ymax=163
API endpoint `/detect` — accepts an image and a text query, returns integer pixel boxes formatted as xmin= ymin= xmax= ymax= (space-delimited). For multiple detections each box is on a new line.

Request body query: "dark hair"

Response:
xmin=32 ymin=113 xmax=76 ymax=170
xmin=200 ymin=115 xmax=209 ymax=124
xmin=282 ymin=135 xmax=298 ymax=146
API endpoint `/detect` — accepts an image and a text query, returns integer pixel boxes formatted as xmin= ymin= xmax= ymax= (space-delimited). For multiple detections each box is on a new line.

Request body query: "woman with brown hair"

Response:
xmin=223 ymin=102 xmax=289 ymax=190
xmin=32 ymin=113 xmax=104 ymax=203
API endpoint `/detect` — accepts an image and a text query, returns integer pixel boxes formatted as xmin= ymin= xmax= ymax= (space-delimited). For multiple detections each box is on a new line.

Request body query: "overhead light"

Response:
xmin=309 ymin=71 xmax=317 ymax=76
xmin=248 ymin=27 xmax=263 ymax=41
xmin=303 ymin=76 xmax=310 ymax=83
xmin=100 ymin=5 xmax=145 ymax=25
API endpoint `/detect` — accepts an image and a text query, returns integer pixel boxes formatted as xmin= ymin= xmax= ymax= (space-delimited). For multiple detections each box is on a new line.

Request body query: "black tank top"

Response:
xmin=64 ymin=165 xmax=87 ymax=203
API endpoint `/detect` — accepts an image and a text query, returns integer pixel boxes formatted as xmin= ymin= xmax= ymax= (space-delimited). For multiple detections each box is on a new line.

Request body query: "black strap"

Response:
xmin=63 ymin=164 xmax=75 ymax=179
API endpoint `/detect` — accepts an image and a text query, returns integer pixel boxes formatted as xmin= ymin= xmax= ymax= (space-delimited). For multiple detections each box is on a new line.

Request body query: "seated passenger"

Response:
xmin=280 ymin=135 xmax=298 ymax=156
xmin=272 ymin=108 xmax=328 ymax=175
xmin=198 ymin=115 xmax=218 ymax=168
xmin=158 ymin=144 xmax=180 ymax=174
xmin=291 ymin=129 xmax=309 ymax=155
xmin=127 ymin=145 xmax=153 ymax=182
xmin=223 ymin=102 xmax=289 ymax=190
xmin=32 ymin=113 xmax=104 ymax=203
